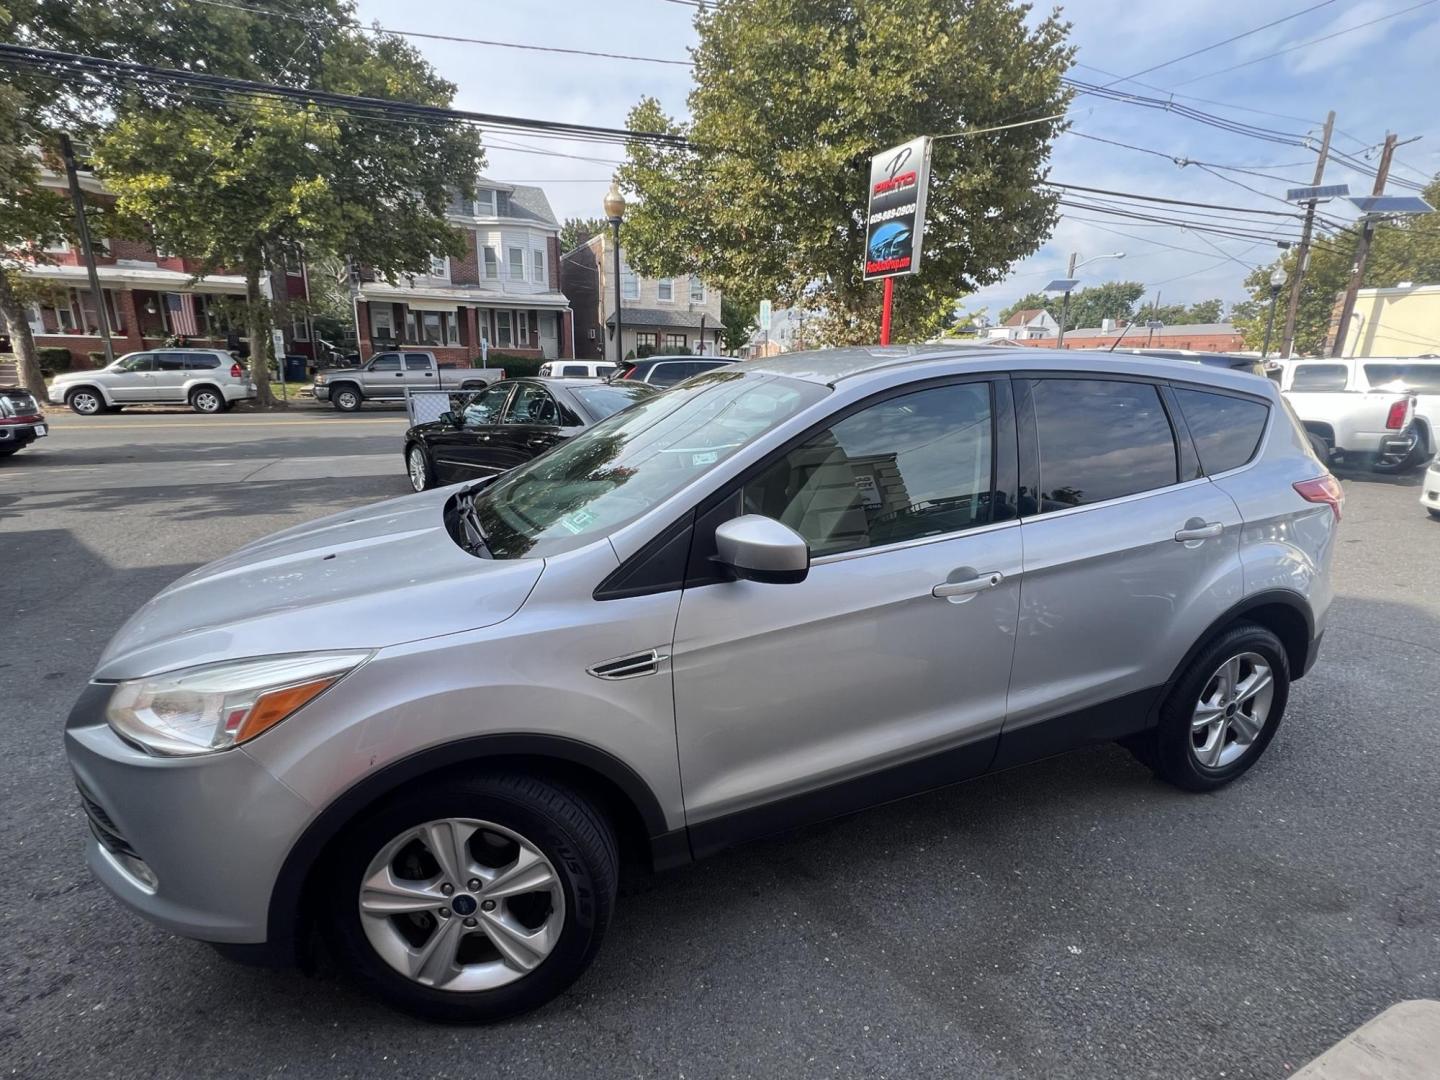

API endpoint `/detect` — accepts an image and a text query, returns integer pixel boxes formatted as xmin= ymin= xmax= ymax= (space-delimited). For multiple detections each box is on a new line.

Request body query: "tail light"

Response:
xmin=1385 ymin=399 xmax=1410 ymax=430
xmin=1294 ymin=474 xmax=1344 ymax=523
xmin=230 ymin=362 xmax=243 ymax=378
xmin=620 ymin=368 xmax=634 ymax=379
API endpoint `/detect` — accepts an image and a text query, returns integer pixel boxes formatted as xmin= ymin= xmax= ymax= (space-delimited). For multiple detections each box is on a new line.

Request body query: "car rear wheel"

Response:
xmin=1133 ymin=623 xmax=1290 ymax=792
xmin=332 ymin=385 xmax=362 ymax=412
xmin=66 ymin=388 xmax=104 ymax=416
xmin=190 ymin=387 xmax=225 ymax=414
xmin=1428 ymin=508 xmax=1440 ymax=521
xmin=407 ymin=444 xmax=433 ymax=492
xmin=327 ymin=773 xmax=617 ymax=1022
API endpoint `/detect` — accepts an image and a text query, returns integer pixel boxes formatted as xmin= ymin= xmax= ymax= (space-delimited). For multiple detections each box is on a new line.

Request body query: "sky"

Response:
xmin=354 ymin=0 xmax=1440 ymax=322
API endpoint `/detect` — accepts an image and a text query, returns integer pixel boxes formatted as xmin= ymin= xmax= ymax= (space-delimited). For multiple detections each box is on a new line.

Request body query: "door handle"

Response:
xmin=932 ymin=571 xmax=1003 ymax=599
xmin=528 ymin=437 xmax=549 ymax=447
xmin=1174 ymin=522 xmax=1223 ymax=542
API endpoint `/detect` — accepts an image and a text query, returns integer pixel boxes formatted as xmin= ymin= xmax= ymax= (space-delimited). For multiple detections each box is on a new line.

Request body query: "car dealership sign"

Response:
xmin=863 ymin=136 xmax=933 ymax=281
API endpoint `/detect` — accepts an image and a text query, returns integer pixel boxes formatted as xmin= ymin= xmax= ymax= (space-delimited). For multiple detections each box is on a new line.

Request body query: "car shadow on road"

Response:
xmin=1329 ymin=461 xmax=1425 ymax=488
xmin=5 ymin=433 xmax=406 ymax=468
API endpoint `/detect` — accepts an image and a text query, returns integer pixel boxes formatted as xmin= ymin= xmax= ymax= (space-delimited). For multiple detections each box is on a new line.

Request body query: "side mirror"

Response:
xmin=714 ymin=515 xmax=809 ymax=585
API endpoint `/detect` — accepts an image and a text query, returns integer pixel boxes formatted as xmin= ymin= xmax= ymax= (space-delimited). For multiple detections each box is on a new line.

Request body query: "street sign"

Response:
xmin=863 ymin=136 xmax=933 ymax=281
xmin=1286 ymin=183 xmax=1350 ymax=202
xmin=758 ymin=300 xmax=772 ymax=331
xmin=271 ymin=329 xmax=286 ymax=361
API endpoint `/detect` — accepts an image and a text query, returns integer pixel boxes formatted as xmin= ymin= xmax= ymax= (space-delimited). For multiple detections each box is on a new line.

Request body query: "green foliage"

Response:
xmin=719 ymin=294 xmax=758 ymax=352
xmin=616 ymin=0 xmax=1073 ymax=346
xmin=1000 ymin=281 xmax=1147 ymax=330
xmin=36 ymin=346 xmax=70 ymax=366
xmin=485 ymin=352 xmax=543 ymax=377
xmin=560 ymin=217 xmax=608 ymax=253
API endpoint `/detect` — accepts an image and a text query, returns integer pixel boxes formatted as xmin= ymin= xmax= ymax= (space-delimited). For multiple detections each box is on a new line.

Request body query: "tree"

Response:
xmin=999 ymin=281 xmax=1145 ymax=330
xmin=0 ymin=84 xmax=73 ymax=402
xmin=617 ymin=0 xmax=1072 ymax=346
xmin=11 ymin=1 xmax=483 ymax=405
xmin=719 ymin=294 xmax=758 ymax=353
xmin=559 ymin=217 xmax=608 ymax=253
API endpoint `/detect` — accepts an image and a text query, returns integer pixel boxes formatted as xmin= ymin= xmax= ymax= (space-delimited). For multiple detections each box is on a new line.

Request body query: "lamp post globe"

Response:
xmin=604 ymin=182 xmax=627 ymax=364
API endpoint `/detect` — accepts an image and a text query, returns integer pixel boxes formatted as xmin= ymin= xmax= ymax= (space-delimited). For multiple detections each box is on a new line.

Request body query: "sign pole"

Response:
xmin=880 ymin=278 xmax=894 ymax=345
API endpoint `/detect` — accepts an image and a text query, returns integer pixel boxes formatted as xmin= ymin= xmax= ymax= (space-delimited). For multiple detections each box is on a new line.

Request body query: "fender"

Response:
xmin=260 ymin=733 xmax=679 ymax=965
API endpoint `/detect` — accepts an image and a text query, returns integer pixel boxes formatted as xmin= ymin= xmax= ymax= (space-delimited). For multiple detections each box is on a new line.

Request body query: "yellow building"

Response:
xmin=1339 ymin=283 xmax=1440 ymax=357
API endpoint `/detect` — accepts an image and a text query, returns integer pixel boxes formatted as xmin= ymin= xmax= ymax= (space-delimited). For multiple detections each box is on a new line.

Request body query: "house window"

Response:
xmin=447 ymin=190 xmax=474 ymax=216
xmin=657 ymin=278 xmax=674 ymax=302
xmin=429 ymin=255 xmax=449 ymax=279
xmin=371 ymin=305 xmax=395 ymax=341
xmin=495 ymin=310 xmax=512 ymax=347
xmin=475 ymin=190 xmax=497 ymax=216
xmin=532 ymin=249 xmax=545 ymax=284
xmin=665 ymin=333 xmax=687 ymax=349
xmin=516 ymin=310 xmax=530 ymax=345
xmin=621 ymin=267 xmax=639 ymax=300
xmin=419 ymin=312 xmax=444 ymax=346
xmin=291 ymin=316 xmax=310 ymax=341
xmin=635 ymin=331 xmax=658 ymax=357
xmin=40 ymin=288 xmax=125 ymax=335
xmin=689 ymin=276 xmax=704 ymax=303
xmin=497 ymin=191 xmax=510 ymax=216
xmin=508 ymin=247 xmax=525 ymax=281
xmin=483 ymin=246 xmax=499 ymax=279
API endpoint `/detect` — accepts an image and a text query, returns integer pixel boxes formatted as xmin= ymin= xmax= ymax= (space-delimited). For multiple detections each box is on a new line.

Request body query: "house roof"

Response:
xmin=605 ymin=307 xmax=725 ymax=330
xmin=1004 ymin=308 xmax=1046 ymax=326
xmin=1068 ymin=323 xmax=1238 ymax=337
xmin=508 ymin=185 xmax=559 ymax=227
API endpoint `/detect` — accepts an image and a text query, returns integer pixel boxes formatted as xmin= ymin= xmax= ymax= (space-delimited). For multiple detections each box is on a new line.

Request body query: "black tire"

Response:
xmin=0 ymin=446 xmax=19 ymax=457
xmin=190 ymin=386 xmax=225 ymax=414
xmin=327 ymin=773 xmax=618 ymax=1023
xmin=1428 ymin=508 xmax=1440 ymax=521
xmin=65 ymin=387 xmax=105 ymax=416
xmin=1306 ymin=432 xmax=1331 ymax=464
xmin=331 ymin=384 xmax=362 ymax=412
xmin=406 ymin=442 xmax=434 ymax=492
xmin=1135 ymin=622 xmax=1290 ymax=792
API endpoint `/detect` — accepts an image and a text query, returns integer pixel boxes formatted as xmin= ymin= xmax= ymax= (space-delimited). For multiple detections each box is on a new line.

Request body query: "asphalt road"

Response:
xmin=2 ymin=409 xmax=1438 ymax=1079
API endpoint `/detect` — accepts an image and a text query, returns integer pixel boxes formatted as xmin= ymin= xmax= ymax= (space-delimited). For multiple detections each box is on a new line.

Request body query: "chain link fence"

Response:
xmin=403 ymin=387 xmax=489 ymax=427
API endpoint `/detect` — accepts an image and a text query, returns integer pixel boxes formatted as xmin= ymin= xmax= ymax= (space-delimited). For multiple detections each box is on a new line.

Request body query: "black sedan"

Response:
xmin=402 ymin=377 xmax=656 ymax=491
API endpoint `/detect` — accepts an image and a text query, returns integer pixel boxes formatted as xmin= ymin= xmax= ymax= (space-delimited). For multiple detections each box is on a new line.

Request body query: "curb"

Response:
xmin=1289 ymin=1000 xmax=1440 ymax=1078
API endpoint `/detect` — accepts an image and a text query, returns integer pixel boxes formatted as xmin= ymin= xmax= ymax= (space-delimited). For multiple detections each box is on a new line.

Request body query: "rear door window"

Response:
xmin=1028 ymin=378 xmax=1178 ymax=512
xmin=156 ymin=353 xmax=189 ymax=371
xmin=404 ymin=353 xmax=433 ymax=370
xmin=1363 ymin=362 xmax=1440 ymax=394
xmin=1172 ymin=388 xmax=1270 ymax=475
xmin=1290 ymin=364 xmax=1349 ymax=391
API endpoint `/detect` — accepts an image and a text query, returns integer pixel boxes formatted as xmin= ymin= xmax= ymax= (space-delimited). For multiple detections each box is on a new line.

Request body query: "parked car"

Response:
xmin=1335 ymin=356 xmax=1440 ymax=467
xmin=0 ymin=385 xmax=47 ymax=456
xmin=67 ymin=347 xmax=1337 ymax=1022
xmin=611 ymin=355 xmax=732 ymax=386
xmin=313 ymin=350 xmax=505 ymax=411
xmin=403 ymin=377 xmax=656 ymax=492
xmin=50 ymin=349 xmax=256 ymax=415
xmin=1273 ymin=358 xmax=1419 ymax=469
xmin=537 ymin=360 xmax=616 ymax=379
xmin=1422 ymin=451 xmax=1440 ymax=520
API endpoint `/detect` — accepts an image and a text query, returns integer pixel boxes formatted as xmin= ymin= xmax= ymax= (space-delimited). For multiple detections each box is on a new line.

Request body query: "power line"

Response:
xmin=1106 ymin=1 xmax=1339 ymax=85
xmin=189 ymin=0 xmax=696 ymax=66
xmin=1070 ymin=62 xmax=1327 ymax=128
xmin=1047 ymin=181 xmax=1305 ymax=218
xmin=1063 ymin=130 xmax=1313 ymax=183
xmin=1169 ymin=0 xmax=1440 ymax=87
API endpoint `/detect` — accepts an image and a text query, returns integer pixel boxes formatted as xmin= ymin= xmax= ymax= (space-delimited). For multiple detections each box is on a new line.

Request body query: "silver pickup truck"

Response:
xmin=313 ymin=350 xmax=505 ymax=411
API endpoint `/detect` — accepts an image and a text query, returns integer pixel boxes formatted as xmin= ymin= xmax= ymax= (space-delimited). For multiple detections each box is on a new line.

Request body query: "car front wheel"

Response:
xmin=1133 ymin=623 xmax=1290 ymax=792
xmin=66 ymin=389 xmax=104 ymax=416
xmin=332 ymin=386 xmax=362 ymax=412
xmin=328 ymin=773 xmax=617 ymax=1022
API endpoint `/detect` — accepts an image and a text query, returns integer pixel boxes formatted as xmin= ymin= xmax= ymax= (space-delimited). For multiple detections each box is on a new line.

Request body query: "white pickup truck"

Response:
xmin=1273 ymin=358 xmax=1422 ymax=470
xmin=313 ymin=350 xmax=505 ymax=411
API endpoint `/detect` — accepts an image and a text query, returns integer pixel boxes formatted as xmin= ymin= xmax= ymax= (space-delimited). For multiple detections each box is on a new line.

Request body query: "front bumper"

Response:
xmin=312 ymin=383 xmax=331 ymax=401
xmin=64 ymin=682 xmax=315 ymax=945
xmin=0 ymin=420 xmax=46 ymax=447
xmin=1422 ymin=463 xmax=1440 ymax=512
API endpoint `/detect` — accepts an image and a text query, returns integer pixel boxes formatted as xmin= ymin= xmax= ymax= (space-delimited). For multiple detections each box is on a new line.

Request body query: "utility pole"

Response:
xmin=1331 ymin=132 xmax=1397 ymax=358
xmin=1280 ymin=110 xmax=1334 ymax=359
xmin=57 ymin=133 xmax=115 ymax=365
xmin=1057 ymin=251 xmax=1077 ymax=350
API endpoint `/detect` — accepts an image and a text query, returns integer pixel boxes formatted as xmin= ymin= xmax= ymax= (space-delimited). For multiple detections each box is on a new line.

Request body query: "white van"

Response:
xmin=537 ymin=360 xmax=617 ymax=379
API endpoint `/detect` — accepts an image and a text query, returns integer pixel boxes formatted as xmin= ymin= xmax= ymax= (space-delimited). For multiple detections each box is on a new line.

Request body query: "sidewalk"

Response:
xmin=1290 ymin=1001 xmax=1440 ymax=1079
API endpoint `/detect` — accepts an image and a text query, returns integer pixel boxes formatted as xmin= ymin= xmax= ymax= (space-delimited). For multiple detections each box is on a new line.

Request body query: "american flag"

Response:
xmin=166 ymin=292 xmax=199 ymax=336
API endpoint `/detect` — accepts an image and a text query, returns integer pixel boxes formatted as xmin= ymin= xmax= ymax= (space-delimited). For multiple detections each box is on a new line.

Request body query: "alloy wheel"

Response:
xmin=70 ymin=392 xmax=100 ymax=415
xmin=358 ymin=817 xmax=565 ymax=992
xmin=1190 ymin=651 xmax=1274 ymax=769
xmin=407 ymin=447 xmax=428 ymax=491
xmin=194 ymin=391 xmax=221 ymax=413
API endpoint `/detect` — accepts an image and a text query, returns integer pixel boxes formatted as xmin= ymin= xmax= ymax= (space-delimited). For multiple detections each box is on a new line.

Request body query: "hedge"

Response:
xmin=482 ymin=351 xmax=544 ymax=379
xmin=37 ymin=346 xmax=73 ymax=370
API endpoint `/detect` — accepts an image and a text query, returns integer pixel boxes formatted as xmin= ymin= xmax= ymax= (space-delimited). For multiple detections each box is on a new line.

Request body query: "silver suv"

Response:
xmin=51 ymin=348 xmax=256 ymax=414
xmin=65 ymin=347 xmax=1339 ymax=1022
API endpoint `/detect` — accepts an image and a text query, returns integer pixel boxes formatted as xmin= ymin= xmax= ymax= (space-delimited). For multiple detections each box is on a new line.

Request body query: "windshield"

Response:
xmin=463 ymin=370 xmax=829 ymax=558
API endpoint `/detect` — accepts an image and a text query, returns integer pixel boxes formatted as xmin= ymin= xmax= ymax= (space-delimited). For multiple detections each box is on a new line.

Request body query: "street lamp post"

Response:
xmin=603 ymin=181 xmax=626 ymax=364
xmin=1052 ymin=251 xmax=1124 ymax=350
xmin=1261 ymin=268 xmax=1286 ymax=359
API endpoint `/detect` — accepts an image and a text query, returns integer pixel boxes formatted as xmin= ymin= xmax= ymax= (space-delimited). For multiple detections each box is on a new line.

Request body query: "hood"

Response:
xmin=51 ymin=369 xmax=107 ymax=385
xmin=93 ymin=486 xmax=545 ymax=680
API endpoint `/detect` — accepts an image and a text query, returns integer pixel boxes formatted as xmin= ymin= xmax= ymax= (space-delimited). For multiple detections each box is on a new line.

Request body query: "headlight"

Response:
xmin=315 ymin=372 xmax=328 ymax=383
xmin=106 ymin=652 xmax=369 ymax=756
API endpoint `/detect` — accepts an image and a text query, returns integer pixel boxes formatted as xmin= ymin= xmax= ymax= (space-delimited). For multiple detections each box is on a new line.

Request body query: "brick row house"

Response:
xmin=355 ymin=179 xmax=571 ymax=364
xmin=18 ymin=168 xmax=311 ymax=369
xmin=561 ymin=232 xmax=723 ymax=362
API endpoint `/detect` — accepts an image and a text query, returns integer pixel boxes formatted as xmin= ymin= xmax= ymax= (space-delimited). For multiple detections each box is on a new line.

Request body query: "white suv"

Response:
xmin=52 ymin=349 xmax=257 ymax=415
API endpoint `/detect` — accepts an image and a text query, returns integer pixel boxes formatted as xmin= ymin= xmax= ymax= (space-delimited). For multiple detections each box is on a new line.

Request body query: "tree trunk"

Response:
xmin=0 ymin=270 xmax=51 ymax=404
xmin=244 ymin=259 xmax=275 ymax=408
xmin=266 ymin=246 xmax=292 ymax=392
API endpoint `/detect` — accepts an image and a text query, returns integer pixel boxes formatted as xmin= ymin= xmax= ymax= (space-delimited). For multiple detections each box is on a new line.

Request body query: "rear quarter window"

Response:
xmin=1172 ymin=388 xmax=1270 ymax=474
xmin=1363 ymin=363 xmax=1440 ymax=394
xmin=185 ymin=356 xmax=222 ymax=370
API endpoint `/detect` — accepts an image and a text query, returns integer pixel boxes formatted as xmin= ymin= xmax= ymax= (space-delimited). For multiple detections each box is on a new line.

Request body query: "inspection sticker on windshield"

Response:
xmin=691 ymin=451 xmax=719 ymax=466
xmin=558 ymin=509 xmax=597 ymax=534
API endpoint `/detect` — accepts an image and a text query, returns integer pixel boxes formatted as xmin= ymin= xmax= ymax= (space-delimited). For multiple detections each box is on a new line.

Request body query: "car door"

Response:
xmin=995 ymin=374 xmax=1245 ymax=767
xmin=152 ymin=352 xmax=191 ymax=402
xmin=106 ymin=353 xmax=156 ymax=401
xmin=404 ymin=352 xmax=438 ymax=389
xmin=426 ymin=382 xmax=515 ymax=482
xmin=499 ymin=382 xmax=569 ymax=468
xmin=671 ymin=376 xmax=1023 ymax=850
xmin=363 ymin=353 xmax=404 ymax=395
